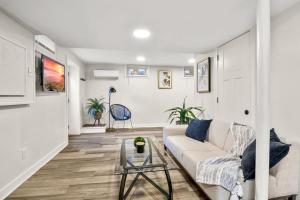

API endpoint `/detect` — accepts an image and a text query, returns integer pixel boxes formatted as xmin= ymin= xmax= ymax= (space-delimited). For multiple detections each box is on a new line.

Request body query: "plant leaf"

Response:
xmin=188 ymin=111 xmax=197 ymax=119
xmin=183 ymin=96 xmax=187 ymax=109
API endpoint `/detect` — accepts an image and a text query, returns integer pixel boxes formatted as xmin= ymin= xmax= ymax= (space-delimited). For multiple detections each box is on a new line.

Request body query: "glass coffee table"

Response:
xmin=115 ymin=137 xmax=177 ymax=200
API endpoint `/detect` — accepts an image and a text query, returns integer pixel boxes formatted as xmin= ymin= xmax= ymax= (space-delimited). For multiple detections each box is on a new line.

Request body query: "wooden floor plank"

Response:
xmin=6 ymin=129 xmax=207 ymax=200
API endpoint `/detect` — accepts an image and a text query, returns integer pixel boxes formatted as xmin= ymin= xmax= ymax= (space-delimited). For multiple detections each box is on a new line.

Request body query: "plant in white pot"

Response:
xmin=165 ymin=97 xmax=204 ymax=125
xmin=87 ymin=98 xmax=105 ymax=126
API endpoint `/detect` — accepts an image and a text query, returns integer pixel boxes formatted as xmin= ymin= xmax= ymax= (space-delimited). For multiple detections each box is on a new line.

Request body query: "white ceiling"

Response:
xmin=0 ymin=0 xmax=299 ymax=65
xmin=71 ymin=48 xmax=196 ymax=66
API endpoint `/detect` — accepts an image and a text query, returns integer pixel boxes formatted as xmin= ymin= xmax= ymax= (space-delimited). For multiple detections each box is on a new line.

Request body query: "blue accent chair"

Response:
xmin=110 ymin=104 xmax=133 ymax=128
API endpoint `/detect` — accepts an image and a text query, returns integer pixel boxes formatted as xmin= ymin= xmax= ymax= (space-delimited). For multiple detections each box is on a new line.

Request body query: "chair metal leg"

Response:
xmin=112 ymin=119 xmax=115 ymax=129
xmin=130 ymin=119 xmax=133 ymax=129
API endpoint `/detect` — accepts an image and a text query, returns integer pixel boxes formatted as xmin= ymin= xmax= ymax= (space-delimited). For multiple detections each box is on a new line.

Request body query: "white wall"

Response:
xmin=0 ymin=10 xmax=34 ymax=106
xmin=193 ymin=51 xmax=218 ymax=120
xmin=0 ymin=10 xmax=83 ymax=199
xmin=268 ymin=4 xmax=300 ymax=198
xmin=270 ymin=2 xmax=300 ymax=143
xmin=195 ymin=2 xmax=300 ymax=147
xmin=84 ymin=64 xmax=208 ymax=127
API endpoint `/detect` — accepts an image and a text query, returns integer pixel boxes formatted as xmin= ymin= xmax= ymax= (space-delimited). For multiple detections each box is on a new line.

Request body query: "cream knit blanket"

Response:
xmin=196 ymin=123 xmax=255 ymax=199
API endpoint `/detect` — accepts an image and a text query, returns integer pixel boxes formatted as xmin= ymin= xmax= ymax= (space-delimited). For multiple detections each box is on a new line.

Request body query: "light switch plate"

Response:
xmin=21 ymin=148 xmax=28 ymax=160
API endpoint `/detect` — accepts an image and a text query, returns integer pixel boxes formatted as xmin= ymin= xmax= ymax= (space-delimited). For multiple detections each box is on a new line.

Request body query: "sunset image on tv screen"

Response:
xmin=43 ymin=57 xmax=65 ymax=92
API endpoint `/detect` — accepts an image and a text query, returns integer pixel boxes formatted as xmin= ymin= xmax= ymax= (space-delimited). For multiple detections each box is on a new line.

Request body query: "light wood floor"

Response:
xmin=6 ymin=128 xmax=208 ymax=200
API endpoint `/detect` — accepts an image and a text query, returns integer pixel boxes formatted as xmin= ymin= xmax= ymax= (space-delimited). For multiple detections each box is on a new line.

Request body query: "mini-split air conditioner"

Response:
xmin=93 ymin=70 xmax=119 ymax=79
xmin=34 ymin=35 xmax=56 ymax=53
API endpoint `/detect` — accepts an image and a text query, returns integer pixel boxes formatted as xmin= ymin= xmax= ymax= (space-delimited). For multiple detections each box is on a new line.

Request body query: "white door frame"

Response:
xmin=67 ymin=60 xmax=81 ymax=135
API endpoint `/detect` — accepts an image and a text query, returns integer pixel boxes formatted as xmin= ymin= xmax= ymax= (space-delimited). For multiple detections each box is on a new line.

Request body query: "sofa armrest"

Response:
xmin=269 ymin=143 xmax=300 ymax=197
xmin=163 ymin=125 xmax=187 ymax=144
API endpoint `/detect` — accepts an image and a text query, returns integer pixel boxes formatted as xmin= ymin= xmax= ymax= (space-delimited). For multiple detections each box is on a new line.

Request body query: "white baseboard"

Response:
xmin=132 ymin=123 xmax=167 ymax=128
xmin=0 ymin=141 xmax=68 ymax=200
xmin=110 ymin=123 xmax=167 ymax=129
xmin=81 ymin=126 xmax=106 ymax=134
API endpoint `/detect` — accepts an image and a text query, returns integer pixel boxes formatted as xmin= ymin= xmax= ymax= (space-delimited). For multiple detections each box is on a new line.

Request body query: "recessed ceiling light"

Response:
xmin=188 ymin=58 xmax=196 ymax=64
xmin=133 ymin=29 xmax=151 ymax=39
xmin=136 ymin=56 xmax=146 ymax=62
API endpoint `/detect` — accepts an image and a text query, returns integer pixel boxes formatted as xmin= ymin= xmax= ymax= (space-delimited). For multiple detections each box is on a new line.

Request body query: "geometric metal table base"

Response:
xmin=119 ymin=156 xmax=173 ymax=200
xmin=118 ymin=138 xmax=173 ymax=200
xmin=119 ymin=169 xmax=173 ymax=200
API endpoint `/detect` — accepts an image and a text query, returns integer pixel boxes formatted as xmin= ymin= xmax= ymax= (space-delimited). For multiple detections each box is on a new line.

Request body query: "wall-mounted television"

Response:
xmin=42 ymin=55 xmax=65 ymax=92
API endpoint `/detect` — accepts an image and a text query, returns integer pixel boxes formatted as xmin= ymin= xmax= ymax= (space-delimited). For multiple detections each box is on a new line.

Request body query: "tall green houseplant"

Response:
xmin=166 ymin=97 xmax=204 ymax=125
xmin=87 ymin=98 xmax=106 ymax=126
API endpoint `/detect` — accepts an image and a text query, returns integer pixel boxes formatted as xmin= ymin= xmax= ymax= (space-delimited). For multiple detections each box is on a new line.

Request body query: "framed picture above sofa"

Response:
xmin=158 ymin=70 xmax=172 ymax=89
xmin=197 ymin=58 xmax=211 ymax=93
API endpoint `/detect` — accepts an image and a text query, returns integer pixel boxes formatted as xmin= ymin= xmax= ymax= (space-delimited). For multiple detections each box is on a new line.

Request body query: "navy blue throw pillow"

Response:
xmin=185 ymin=119 xmax=212 ymax=142
xmin=241 ymin=129 xmax=291 ymax=181
xmin=270 ymin=128 xmax=281 ymax=142
xmin=241 ymin=140 xmax=256 ymax=180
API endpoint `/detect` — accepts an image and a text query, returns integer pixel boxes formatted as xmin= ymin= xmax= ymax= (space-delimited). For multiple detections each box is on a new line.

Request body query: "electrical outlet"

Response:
xmin=21 ymin=148 xmax=28 ymax=160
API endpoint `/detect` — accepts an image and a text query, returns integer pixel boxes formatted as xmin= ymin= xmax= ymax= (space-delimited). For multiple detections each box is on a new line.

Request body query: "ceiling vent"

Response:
xmin=34 ymin=35 xmax=56 ymax=53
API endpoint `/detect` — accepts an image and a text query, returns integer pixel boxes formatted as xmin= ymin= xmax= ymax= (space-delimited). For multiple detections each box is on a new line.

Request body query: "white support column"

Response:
xmin=255 ymin=0 xmax=271 ymax=199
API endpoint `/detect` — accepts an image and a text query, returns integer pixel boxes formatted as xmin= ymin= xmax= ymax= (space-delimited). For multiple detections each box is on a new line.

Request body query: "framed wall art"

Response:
xmin=158 ymin=70 xmax=172 ymax=89
xmin=197 ymin=58 xmax=211 ymax=93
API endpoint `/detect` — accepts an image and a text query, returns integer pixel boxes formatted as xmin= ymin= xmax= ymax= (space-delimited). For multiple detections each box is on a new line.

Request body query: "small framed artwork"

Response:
xmin=184 ymin=66 xmax=194 ymax=77
xmin=158 ymin=70 xmax=172 ymax=89
xmin=197 ymin=58 xmax=211 ymax=93
xmin=126 ymin=65 xmax=149 ymax=77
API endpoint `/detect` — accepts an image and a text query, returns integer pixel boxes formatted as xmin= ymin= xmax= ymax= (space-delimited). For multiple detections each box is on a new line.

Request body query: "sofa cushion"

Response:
xmin=165 ymin=135 xmax=221 ymax=164
xmin=185 ymin=119 xmax=212 ymax=142
xmin=198 ymin=175 xmax=277 ymax=200
xmin=207 ymin=120 xmax=231 ymax=149
xmin=270 ymin=128 xmax=281 ymax=142
xmin=182 ymin=150 xmax=227 ymax=179
xmin=167 ymin=135 xmax=220 ymax=151
xmin=241 ymin=139 xmax=256 ymax=180
xmin=241 ymin=130 xmax=291 ymax=180
xmin=164 ymin=136 xmax=183 ymax=163
xmin=269 ymin=142 xmax=291 ymax=169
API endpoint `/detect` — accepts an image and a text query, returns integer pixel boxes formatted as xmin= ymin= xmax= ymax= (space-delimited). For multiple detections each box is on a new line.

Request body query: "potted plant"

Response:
xmin=165 ymin=97 xmax=204 ymax=125
xmin=87 ymin=98 xmax=105 ymax=126
xmin=134 ymin=136 xmax=146 ymax=153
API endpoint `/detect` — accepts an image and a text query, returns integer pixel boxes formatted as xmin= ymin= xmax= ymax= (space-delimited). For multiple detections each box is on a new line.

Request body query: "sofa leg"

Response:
xmin=288 ymin=195 xmax=297 ymax=200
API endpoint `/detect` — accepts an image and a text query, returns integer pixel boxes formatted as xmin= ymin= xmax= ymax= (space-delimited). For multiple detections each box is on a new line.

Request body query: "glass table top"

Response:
xmin=115 ymin=137 xmax=178 ymax=174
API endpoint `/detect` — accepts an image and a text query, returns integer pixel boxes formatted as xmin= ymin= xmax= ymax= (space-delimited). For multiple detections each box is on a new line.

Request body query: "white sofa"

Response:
xmin=163 ymin=120 xmax=300 ymax=200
